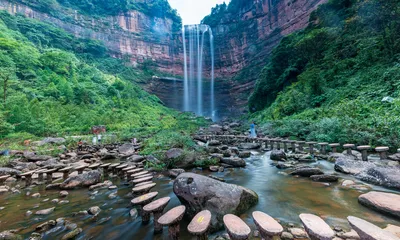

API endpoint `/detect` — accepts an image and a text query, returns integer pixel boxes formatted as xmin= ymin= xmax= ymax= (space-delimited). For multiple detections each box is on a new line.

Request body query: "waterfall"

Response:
xmin=182 ymin=24 xmax=215 ymax=120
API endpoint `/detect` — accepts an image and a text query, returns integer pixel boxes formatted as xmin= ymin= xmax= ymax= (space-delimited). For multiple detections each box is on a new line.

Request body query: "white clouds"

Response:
xmin=168 ymin=0 xmax=229 ymax=25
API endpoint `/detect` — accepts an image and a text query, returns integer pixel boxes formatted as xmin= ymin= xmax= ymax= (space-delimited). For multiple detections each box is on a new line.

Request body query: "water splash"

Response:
xmin=182 ymin=24 xmax=215 ymax=120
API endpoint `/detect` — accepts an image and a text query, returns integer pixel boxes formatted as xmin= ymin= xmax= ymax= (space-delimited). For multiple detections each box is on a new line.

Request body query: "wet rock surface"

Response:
xmin=60 ymin=171 xmax=101 ymax=189
xmin=173 ymin=173 xmax=258 ymax=231
xmin=358 ymin=191 xmax=400 ymax=218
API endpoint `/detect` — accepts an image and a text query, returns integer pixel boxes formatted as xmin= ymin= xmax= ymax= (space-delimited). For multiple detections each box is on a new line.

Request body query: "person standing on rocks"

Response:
xmin=250 ymin=122 xmax=257 ymax=138
xmin=77 ymin=139 xmax=83 ymax=152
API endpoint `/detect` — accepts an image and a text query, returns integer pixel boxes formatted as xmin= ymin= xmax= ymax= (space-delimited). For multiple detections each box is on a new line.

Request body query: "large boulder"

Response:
xmin=270 ymin=150 xmax=287 ymax=161
xmin=356 ymin=167 xmax=400 ymax=190
xmin=60 ymin=171 xmax=101 ymax=190
xmin=173 ymin=173 xmax=258 ymax=231
xmin=165 ymin=148 xmax=184 ymax=160
xmin=0 ymin=167 xmax=21 ymax=176
xmin=118 ymin=144 xmax=136 ymax=155
xmin=334 ymin=158 xmax=375 ymax=175
xmin=239 ymin=143 xmax=261 ymax=150
xmin=290 ymin=167 xmax=324 ymax=177
xmin=358 ymin=191 xmax=400 ymax=219
xmin=220 ymin=157 xmax=246 ymax=168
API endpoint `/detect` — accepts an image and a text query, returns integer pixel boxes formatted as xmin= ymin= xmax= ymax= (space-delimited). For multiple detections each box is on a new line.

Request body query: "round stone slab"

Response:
xmin=143 ymin=197 xmax=171 ymax=213
xmin=223 ymin=214 xmax=251 ymax=240
xmin=158 ymin=205 xmax=186 ymax=226
xmin=252 ymin=211 xmax=283 ymax=237
xmin=357 ymin=145 xmax=371 ymax=150
xmin=132 ymin=183 xmax=156 ymax=193
xmin=187 ymin=210 xmax=212 ymax=235
xmin=329 ymin=143 xmax=340 ymax=147
xmin=358 ymin=191 xmax=400 ymax=218
xmin=132 ymin=176 xmax=153 ymax=184
xmin=127 ymin=168 xmax=144 ymax=174
xmin=299 ymin=213 xmax=335 ymax=240
xmin=347 ymin=216 xmax=399 ymax=240
xmin=109 ymin=163 xmax=120 ymax=168
xmin=116 ymin=164 xmax=128 ymax=169
xmin=131 ymin=171 xmax=149 ymax=178
xmin=100 ymin=163 xmax=111 ymax=168
xmin=136 ymin=181 xmax=154 ymax=187
xmin=134 ymin=173 xmax=152 ymax=179
xmin=343 ymin=144 xmax=355 ymax=148
xmin=131 ymin=192 xmax=158 ymax=205
xmin=376 ymin=146 xmax=389 ymax=152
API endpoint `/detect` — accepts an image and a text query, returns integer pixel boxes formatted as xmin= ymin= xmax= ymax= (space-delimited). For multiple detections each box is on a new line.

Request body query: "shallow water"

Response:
xmin=0 ymin=152 xmax=399 ymax=239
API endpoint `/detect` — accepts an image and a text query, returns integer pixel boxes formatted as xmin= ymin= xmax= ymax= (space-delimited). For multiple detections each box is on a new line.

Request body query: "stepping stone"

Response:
xmin=100 ymin=163 xmax=111 ymax=168
xmin=42 ymin=169 xmax=57 ymax=184
xmin=252 ymin=211 xmax=283 ymax=239
xmin=357 ymin=145 xmax=371 ymax=161
xmin=122 ymin=166 xmax=135 ymax=172
xmin=20 ymin=170 xmax=36 ymax=186
xmin=132 ymin=176 xmax=153 ymax=185
xmin=343 ymin=144 xmax=355 ymax=154
xmin=358 ymin=191 xmax=400 ymax=218
xmin=376 ymin=146 xmax=390 ymax=160
xmin=74 ymin=165 xmax=88 ymax=174
xmin=59 ymin=166 xmax=74 ymax=180
xmin=143 ymin=197 xmax=171 ymax=232
xmin=188 ymin=210 xmax=212 ymax=240
xmin=134 ymin=173 xmax=152 ymax=179
xmin=347 ymin=216 xmax=399 ymax=240
xmin=116 ymin=164 xmax=128 ymax=169
xmin=158 ymin=205 xmax=186 ymax=240
xmin=318 ymin=143 xmax=329 ymax=154
xmin=223 ymin=214 xmax=251 ymax=240
xmin=0 ymin=175 xmax=11 ymax=184
xmin=132 ymin=183 xmax=156 ymax=195
xmin=299 ymin=213 xmax=335 ymax=240
xmin=131 ymin=192 xmax=158 ymax=220
xmin=127 ymin=168 xmax=144 ymax=174
xmin=88 ymin=163 xmax=101 ymax=169
xmin=131 ymin=171 xmax=149 ymax=178
xmin=136 ymin=181 xmax=154 ymax=187
xmin=329 ymin=143 xmax=340 ymax=153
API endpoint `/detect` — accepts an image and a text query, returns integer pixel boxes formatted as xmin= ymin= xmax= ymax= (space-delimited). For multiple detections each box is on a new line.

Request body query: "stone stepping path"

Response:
xmin=299 ymin=213 xmax=335 ymax=240
xmin=223 ymin=214 xmax=251 ymax=240
xmin=132 ymin=183 xmax=156 ymax=195
xmin=348 ymin=216 xmax=399 ymax=240
xmin=252 ymin=211 xmax=283 ymax=239
xmin=187 ymin=210 xmax=212 ymax=239
xmin=158 ymin=205 xmax=186 ymax=240
xmin=143 ymin=197 xmax=171 ymax=232
xmin=59 ymin=166 xmax=74 ymax=180
xmin=358 ymin=191 xmax=400 ymax=218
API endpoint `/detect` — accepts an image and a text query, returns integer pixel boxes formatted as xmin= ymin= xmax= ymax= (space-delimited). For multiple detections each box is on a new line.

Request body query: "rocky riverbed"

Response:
xmin=0 ymin=123 xmax=400 ymax=239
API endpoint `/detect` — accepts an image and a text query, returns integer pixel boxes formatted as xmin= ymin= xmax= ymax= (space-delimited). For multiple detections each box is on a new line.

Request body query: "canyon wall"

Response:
xmin=204 ymin=0 xmax=328 ymax=110
xmin=0 ymin=0 xmax=183 ymax=75
xmin=0 ymin=0 xmax=328 ymax=116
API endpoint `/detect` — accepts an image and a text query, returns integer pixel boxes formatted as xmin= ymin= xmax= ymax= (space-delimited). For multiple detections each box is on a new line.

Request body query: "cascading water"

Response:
xmin=182 ymin=24 xmax=215 ymax=120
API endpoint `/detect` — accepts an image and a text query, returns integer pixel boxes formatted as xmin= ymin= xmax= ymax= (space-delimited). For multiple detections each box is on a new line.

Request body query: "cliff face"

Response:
xmin=203 ymin=0 xmax=328 ymax=110
xmin=0 ymin=0 xmax=183 ymax=75
xmin=209 ymin=0 xmax=328 ymax=78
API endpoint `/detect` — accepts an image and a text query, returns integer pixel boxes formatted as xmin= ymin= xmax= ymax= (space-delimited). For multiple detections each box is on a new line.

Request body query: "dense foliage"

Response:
xmin=0 ymin=11 xmax=202 ymax=142
xmin=202 ymin=0 xmax=251 ymax=26
xmin=9 ymin=0 xmax=181 ymax=31
xmin=249 ymin=0 xmax=400 ymax=149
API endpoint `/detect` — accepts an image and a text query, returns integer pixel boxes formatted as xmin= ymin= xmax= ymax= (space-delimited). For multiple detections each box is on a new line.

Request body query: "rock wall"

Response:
xmin=204 ymin=0 xmax=328 ymax=109
xmin=0 ymin=0 xmax=183 ymax=75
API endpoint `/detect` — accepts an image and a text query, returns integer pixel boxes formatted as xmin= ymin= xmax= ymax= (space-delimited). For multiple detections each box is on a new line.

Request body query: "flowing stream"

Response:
xmin=0 ymin=152 xmax=399 ymax=239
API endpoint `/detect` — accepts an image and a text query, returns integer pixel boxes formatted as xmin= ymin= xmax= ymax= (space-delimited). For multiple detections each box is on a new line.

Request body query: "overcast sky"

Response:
xmin=168 ymin=0 xmax=230 ymax=25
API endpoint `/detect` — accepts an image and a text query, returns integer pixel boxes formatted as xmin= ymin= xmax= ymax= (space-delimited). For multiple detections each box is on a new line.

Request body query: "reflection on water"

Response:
xmin=0 ymin=152 xmax=399 ymax=239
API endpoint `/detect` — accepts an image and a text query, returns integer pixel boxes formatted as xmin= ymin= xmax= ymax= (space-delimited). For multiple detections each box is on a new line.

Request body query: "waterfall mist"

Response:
xmin=182 ymin=24 xmax=216 ymax=121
